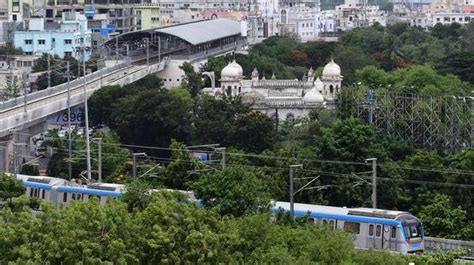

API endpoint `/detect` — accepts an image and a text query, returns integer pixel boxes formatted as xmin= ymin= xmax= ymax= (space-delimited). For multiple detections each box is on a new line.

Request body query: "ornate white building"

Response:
xmin=203 ymin=59 xmax=343 ymax=120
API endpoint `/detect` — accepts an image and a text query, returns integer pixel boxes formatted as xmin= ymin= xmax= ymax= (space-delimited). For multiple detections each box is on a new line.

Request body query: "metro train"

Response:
xmin=272 ymin=202 xmax=424 ymax=254
xmin=14 ymin=174 xmax=424 ymax=254
xmin=16 ymin=174 xmax=124 ymax=208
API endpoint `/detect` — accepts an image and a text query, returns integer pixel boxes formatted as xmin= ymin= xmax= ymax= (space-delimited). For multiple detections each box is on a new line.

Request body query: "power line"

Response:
xmin=13 ymin=131 xmax=474 ymax=177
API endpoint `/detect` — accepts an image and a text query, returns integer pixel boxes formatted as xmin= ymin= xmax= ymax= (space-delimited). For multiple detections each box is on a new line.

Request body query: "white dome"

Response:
xmin=322 ymin=59 xmax=341 ymax=78
xmin=314 ymin=77 xmax=324 ymax=91
xmin=221 ymin=60 xmax=243 ymax=80
xmin=303 ymin=88 xmax=324 ymax=103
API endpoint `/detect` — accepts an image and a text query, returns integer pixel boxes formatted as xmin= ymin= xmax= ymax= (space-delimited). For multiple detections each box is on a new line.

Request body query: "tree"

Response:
xmin=229 ymin=111 xmax=275 ymax=153
xmin=163 ymin=140 xmax=203 ymax=190
xmin=193 ymin=166 xmax=271 ymax=217
xmin=0 ymin=174 xmax=25 ymax=203
xmin=3 ymin=77 xmax=21 ymax=98
xmin=120 ymin=181 xmax=153 ymax=212
xmin=180 ymin=62 xmax=203 ymax=97
xmin=416 ymin=194 xmax=473 ymax=240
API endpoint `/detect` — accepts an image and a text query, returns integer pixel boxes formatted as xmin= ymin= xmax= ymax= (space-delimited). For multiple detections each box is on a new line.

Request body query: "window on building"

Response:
xmin=38 ymin=39 xmax=46 ymax=45
xmin=343 ymin=222 xmax=360 ymax=234
xmin=24 ymin=39 xmax=33 ymax=45
xmin=64 ymin=52 xmax=72 ymax=57
xmin=64 ymin=39 xmax=72 ymax=44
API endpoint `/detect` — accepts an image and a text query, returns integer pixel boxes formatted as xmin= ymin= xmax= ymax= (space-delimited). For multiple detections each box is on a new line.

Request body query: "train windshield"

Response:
xmin=398 ymin=214 xmax=423 ymax=240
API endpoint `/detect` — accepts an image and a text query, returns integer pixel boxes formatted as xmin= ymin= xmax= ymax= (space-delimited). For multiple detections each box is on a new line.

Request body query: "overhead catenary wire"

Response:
xmin=13 ymin=131 xmax=474 ymax=179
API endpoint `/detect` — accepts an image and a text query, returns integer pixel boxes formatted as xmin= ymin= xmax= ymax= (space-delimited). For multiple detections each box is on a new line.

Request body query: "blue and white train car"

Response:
xmin=273 ymin=201 xmax=424 ymax=254
xmin=17 ymin=174 xmax=67 ymax=203
xmin=16 ymin=174 xmax=125 ymax=209
xmin=54 ymin=182 xmax=125 ymax=208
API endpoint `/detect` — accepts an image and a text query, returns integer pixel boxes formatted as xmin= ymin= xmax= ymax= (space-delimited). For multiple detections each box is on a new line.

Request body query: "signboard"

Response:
xmin=47 ymin=106 xmax=85 ymax=125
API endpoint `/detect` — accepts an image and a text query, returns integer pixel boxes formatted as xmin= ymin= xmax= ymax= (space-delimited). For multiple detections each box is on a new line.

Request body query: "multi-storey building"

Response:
xmin=279 ymin=2 xmax=321 ymax=42
xmin=14 ymin=12 xmax=92 ymax=60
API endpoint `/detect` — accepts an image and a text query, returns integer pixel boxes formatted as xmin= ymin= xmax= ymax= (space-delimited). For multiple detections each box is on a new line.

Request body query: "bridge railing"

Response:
xmin=425 ymin=237 xmax=474 ymax=256
xmin=0 ymin=61 xmax=130 ymax=112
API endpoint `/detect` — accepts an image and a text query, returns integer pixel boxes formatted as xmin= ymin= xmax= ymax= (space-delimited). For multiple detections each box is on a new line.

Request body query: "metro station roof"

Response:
xmin=154 ymin=19 xmax=242 ymax=46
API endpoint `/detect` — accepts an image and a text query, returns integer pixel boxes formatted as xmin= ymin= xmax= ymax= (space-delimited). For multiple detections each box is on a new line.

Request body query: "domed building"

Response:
xmin=321 ymin=59 xmax=343 ymax=99
xmin=203 ymin=59 xmax=342 ymax=121
xmin=220 ymin=60 xmax=243 ymax=95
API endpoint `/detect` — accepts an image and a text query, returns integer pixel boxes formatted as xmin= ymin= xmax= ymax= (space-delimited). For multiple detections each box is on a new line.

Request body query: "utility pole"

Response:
xmin=215 ymin=147 xmax=226 ymax=169
xmin=145 ymin=37 xmax=149 ymax=66
xmin=47 ymin=53 xmax=51 ymax=88
xmin=366 ymin=158 xmax=377 ymax=208
xmin=158 ymin=35 xmax=161 ymax=62
xmin=22 ymin=72 xmax=27 ymax=115
xmin=289 ymin=164 xmax=303 ymax=218
xmin=82 ymin=44 xmax=92 ymax=182
xmin=97 ymin=138 xmax=102 ymax=182
xmin=66 ymin=61 xmax=72 ymax=180
xmin=132 ymin=152 xmax=147 ymax=181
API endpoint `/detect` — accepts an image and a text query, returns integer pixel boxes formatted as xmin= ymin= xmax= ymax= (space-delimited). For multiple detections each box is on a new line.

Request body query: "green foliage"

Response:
xmin=46 ymin=129 xmax=129 ymax=182
xmin=1 ymin=189 xmax=471 ymax=263
xmin=180 ymin=62 xmax=203 ymax=97
xmin=163 ymin=140 xmax=203 ymax=190
xmin=0 ymin=46 xmax=23 ymax=55
xmin=416 ymin=194 xmax=473 ymax=240
xmin=0 ymin=173 xmax=25 ymax=202
xmin=193 ymin=166 xmax=271 ymax=217
xmin=120 ymin=181 xmax=153 ymax=212
xmin=355 ymin=65 xmax=470 ymax=96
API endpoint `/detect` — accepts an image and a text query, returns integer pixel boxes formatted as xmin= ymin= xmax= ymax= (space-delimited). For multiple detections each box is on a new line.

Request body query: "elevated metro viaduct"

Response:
xmin=0 ymin=19 xmax=246 ymax=173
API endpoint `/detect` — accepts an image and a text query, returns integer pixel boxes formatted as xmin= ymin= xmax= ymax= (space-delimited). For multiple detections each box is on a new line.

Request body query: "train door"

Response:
xmin=382 ymin=225 xmax=391 ymax=250
xmin=374 ymin=224 xmax=383 ymax=249
xmin=389 ymin=226 xmax=398 ymax=252
xmin=367 ymin=224 xmax=375 ymax=249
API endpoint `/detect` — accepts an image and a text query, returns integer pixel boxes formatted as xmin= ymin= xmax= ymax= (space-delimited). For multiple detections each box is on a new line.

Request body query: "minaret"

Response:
xmin=307 ymin=67 xmax=314 ymax=82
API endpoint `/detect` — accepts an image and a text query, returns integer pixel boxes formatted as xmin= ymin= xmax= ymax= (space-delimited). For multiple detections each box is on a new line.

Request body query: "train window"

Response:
xmin=391 ymin=227 xmax=397 ymax=238
xmin=329 ymin=220 xmax=335 ymax=230
xmin=42 ymin=189 xmax=45 ymax=199
xmin=343 ymin=222 xmax=360 ymax=234
xmin=72 ymin=193 xmax=76 ymax=200
xmin=376 ymin=225 xmax=382 ymax=237
xmin=30 ymin=188 xmax=34 ymax=197
xmin=323 ymin=219 xmax=328 ymax=225
xmin=369 ymin=224 xmax=374 ymax=236
xmin=307 ymin=217 xmax=315 ymax=224
xmin=34 ymin=188 xmax=39 ymax=197
xmin=63 ymin=192 xmax=67 ymax=203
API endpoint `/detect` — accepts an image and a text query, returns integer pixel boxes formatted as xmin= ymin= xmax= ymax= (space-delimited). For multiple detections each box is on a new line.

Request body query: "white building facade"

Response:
xmin=203 ymin=59 xmax=343 ymax=121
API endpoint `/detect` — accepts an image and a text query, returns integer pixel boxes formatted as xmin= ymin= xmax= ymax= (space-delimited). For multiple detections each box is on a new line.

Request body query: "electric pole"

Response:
xmin=82 ymin=42 xmax=92 ymax=182
xmin=97 ymin=138 xmax=102 ymax=182
xmin=215 ymin=147 xmax=226 ymax=169
xmin=132 ymin=152 xmax=147 ymax=181
xmin=366 ymin=158 xmax=377 ymax=208
xmin=22 ymin=72 xmax=27 ymax=115
xmin=145 ymin=37 xmax=149 ymax=66
xmin=66 ymin=61 xmax=72 ymax=180
xmin=47 ymin=53 xmax=51 ymax=88
xmin=289 ymin=164 xmax=303 ymax=218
